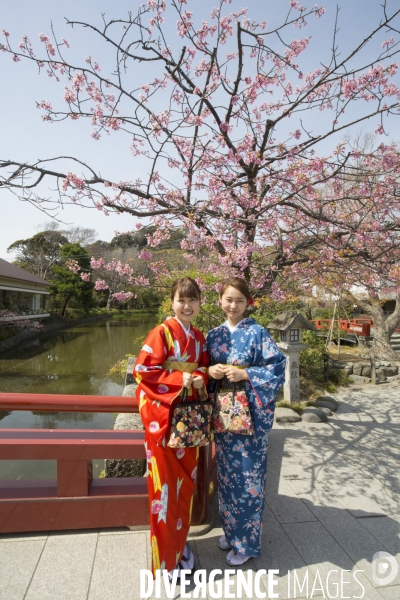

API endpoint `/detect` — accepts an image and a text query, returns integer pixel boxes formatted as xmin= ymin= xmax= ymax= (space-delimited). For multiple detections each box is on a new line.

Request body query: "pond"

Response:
xmin=0 ymin=314 xmax=157 ymax=480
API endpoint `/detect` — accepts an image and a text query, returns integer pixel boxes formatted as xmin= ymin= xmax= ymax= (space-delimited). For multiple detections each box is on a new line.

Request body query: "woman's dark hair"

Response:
xmin=170 ymin=277 xmax=201 ymax=301
xmin=220 ymin=277 xmax=251 ymax=301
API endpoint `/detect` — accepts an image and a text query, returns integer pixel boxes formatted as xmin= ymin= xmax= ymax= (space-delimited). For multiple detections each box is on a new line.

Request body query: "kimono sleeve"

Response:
xmin=193 ymin=329 xmax=210 ymax=383
xmin=134 ymin=325 xmax=183 ymax=406
xmin=192 ymin=329 xmax=209 ymax=400
xmin=246 ymin=327 xmax=286 ymax=408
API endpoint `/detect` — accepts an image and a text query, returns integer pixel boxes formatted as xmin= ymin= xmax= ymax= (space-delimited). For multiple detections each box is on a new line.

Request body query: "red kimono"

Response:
xmin=134 ymin=317 xmax=209 ymax=575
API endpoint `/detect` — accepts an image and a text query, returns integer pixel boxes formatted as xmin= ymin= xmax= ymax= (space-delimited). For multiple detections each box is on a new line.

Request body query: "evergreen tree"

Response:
xmin=51 ymin=243 xmax=93 ymax=316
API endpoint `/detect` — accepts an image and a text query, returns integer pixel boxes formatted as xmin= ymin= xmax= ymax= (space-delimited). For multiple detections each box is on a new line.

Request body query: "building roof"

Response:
xmin=0 ymin=258 xmax=51 ymax=286
xmin=267 ymin=311 xmax=315 ymax=331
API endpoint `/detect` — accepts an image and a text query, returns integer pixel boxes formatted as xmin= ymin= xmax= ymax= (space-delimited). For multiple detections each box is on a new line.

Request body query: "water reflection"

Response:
xmin=0 ymin=315 xmax=157 ymax=479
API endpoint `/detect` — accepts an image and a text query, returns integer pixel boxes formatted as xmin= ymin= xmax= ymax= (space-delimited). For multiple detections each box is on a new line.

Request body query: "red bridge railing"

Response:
xmin=0 ymin=393 xmax=215 ymax=534
xmin=312 ymin=318 xmax=372 ymax=337
xmin=313 ymin=317 xmax=400 ymax=337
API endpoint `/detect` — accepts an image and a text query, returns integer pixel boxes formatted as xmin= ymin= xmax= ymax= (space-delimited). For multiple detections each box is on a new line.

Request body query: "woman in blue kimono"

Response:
xmin=207 ymin=277 xmax=286 ymax=566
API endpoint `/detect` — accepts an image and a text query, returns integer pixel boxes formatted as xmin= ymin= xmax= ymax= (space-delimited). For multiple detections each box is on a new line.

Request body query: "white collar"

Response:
xmin=174 ymin=317 xmax=192 ymax=337
xmin=224 ymin=320 xmax=243 ymax=333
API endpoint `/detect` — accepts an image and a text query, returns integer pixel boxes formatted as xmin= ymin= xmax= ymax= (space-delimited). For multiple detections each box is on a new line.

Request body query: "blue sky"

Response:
xmin=1 ymin=0 xmax=399 ymax=260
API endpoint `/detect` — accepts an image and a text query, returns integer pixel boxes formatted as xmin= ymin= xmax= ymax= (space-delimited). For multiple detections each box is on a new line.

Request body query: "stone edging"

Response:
xmin=104 ymin=387 xmax=146 ymax=479
xmin=0 ymin=314 xmax=110 ymax=355
xmin=276 ymin=395 xmax=339 ymax=424
xmin=332 ymin=360 xmax=399 ymax=384
xmin=105 ymin=357 xmax=145 ymax=478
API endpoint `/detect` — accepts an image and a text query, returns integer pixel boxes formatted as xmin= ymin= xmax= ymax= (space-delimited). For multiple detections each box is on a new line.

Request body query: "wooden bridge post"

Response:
xmin=57 ymin=459 xmax=93 ymax=497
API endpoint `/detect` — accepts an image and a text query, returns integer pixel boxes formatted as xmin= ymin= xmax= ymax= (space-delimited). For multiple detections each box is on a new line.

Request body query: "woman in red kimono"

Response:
xmin=134 ymin=277 xmax=209 ymax=579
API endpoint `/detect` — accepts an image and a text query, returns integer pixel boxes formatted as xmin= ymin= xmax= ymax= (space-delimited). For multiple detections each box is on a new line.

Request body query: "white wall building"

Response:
xmin=0 ymin=258 xmax=51 ymax=321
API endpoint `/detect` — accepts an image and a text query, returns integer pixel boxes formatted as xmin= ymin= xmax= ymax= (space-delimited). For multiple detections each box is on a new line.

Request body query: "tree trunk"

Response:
xmin=370 ymin=346 xmax=376 ymax=384
xmin=61 ymin=295 xmax=71 ymax=317
xmin=106 ymin=291 xmax=113 ymax=310
xmin=364 ymin=300 xmax=400 ymax=362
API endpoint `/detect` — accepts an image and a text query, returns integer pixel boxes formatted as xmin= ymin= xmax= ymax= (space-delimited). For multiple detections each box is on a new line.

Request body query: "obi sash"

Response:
xmin=219 ymin=364 xmax=248 ymax=392
xmin=163 ymin=361 xmax=198 ymax=373
xmin=163 ymin=361 xmax=207 ymax=400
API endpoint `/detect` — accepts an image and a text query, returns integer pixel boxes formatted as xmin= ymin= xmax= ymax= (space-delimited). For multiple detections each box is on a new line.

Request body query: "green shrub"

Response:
xmin=0 ymin=325 xmax=19 ymax=342
xmin=324 ymin=382 xmax=338 ymax=393
xmin=276 ymin=399 xmax=318 ymax=414
xmin=108 ymin=354 xmax=136 ymax=380
xmin=327 ymin=368 xmax=349 ymax=387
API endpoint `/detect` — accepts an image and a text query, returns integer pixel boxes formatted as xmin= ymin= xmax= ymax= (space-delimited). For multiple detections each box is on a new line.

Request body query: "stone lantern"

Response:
xmin=267 ymin=311 xmax=315 ymax=403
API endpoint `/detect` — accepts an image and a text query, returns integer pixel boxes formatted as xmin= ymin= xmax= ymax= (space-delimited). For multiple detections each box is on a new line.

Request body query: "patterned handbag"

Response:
xmin=212 ymin=379 xmax=255 ymax=435
xmin=167 ymin=387 xmax=213 ymax=449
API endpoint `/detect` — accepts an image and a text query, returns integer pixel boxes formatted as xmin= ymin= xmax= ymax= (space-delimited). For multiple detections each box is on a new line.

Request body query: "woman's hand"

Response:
xmin=182 ymin=372 xmax=193 ymax=388
xmin=224 ymin=366 xmax=249 ymax=382
xmin=208 ymin=364 xmax=226 ymax=379
xmin=192 ymin=375 xmax=205 ymax=389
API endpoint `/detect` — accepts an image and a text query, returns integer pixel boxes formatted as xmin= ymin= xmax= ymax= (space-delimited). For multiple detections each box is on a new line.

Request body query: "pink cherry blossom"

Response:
xmin=94 ymin=279 xmax=109 ymax=291
xmin=112 ymin=291 xmax=134 ymax=302
xmin=63 ymin=87 xmax=76 ymax=104
xmin=381 ymin=37 xmax=394 ymax=48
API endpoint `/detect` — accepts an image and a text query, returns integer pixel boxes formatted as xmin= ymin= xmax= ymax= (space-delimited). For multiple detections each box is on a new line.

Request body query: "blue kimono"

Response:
xmin=207 ymin=318 xmax=286 ymax=557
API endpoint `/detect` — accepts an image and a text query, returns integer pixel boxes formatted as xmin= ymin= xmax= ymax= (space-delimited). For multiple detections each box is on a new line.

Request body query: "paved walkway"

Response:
xmin=1 ymin=382 xmax=400 ymax=600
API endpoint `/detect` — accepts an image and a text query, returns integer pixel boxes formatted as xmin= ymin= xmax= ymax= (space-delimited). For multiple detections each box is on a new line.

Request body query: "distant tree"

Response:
xmin=51 ymin=243 xmax=93 ymax=316
xmin=37 ymin=221 xmax=98 ymax=246
xmin=7 ymin=224 xmax=97 ymax=281
xmin=133 ymin=285 xmax=163 ymax=309
xmin=109 ymin=233 xmax=138 ymax=249
xmin=63 ymin=226 xmax=97 ymax=246
xmin=89 ymin=257 xmax=136 ymax=309
xmin=109 ymin=225 xmax=180 ymax=249
xmin=7 ymin=230 xmax=68 ymax=279
xmin=66 ymin=249 xmax=144 ymax=309
xmin=85 ymin=240 xmax=112 ymax=256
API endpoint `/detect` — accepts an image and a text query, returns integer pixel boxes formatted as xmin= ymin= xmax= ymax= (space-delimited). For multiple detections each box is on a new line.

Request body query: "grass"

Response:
xmin=324 ymin=382 xmax=338 ymax=393
xmin=326 ymin=341 xmax=369 ymax=360
xmin=276 ymin=399 xmax=318 ymax=414
xmin=298 ymin=359 xmax=350 ymax=400
xmin=108 ymin=354 xmax=136 ymax=380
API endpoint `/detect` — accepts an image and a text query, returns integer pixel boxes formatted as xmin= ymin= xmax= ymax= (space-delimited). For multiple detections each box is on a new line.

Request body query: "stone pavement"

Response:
xmin=1 ymin=382 xmax=400 ymax=600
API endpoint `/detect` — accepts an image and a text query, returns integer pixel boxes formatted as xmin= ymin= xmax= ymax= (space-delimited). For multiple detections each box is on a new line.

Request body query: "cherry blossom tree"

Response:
xmin=273 ymin=141 xmax=400 ymax=360
xmin=1 ymin=0 xmax=400 ymax=356
xmin=66 ymin=255 xmax=150 ymax=309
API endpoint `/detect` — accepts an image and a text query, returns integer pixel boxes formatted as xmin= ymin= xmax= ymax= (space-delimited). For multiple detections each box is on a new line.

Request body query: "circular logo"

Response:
xmin=372 ymin=551 xmax=399 ymax=586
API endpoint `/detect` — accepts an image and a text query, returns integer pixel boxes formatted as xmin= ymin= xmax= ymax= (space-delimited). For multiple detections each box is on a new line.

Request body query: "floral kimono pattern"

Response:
xmin=134 ymin=317 xmax=209 ymax=576
xmin=207 ymin=318 xmax=285 ymax=557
